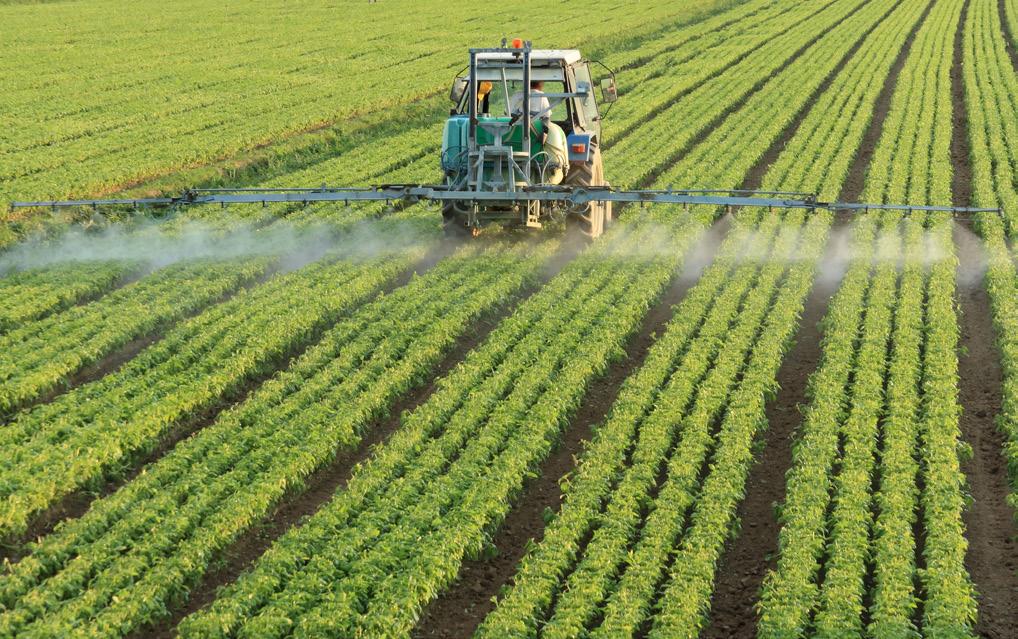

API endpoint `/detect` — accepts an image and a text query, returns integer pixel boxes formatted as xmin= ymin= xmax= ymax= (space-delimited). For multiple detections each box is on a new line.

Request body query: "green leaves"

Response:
xmin=762 ymin=0 xmax=978 ymax=634
xmin=0 ymin=261 xmax=134 ymax=334
xmin=0 ymin=244 xmax=547 ymax=638
xmin=0 ymin=253 xmax=410 ymax=539
xmin=0 ymin=258 xmax=268 ymax=415
xmin=179 ymin=221 xmax=706 ymax=639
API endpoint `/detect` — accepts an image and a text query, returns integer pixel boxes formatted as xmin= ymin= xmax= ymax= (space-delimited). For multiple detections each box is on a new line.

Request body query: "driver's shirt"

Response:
xmin=509 ymin=90 xmax=551 ymax=123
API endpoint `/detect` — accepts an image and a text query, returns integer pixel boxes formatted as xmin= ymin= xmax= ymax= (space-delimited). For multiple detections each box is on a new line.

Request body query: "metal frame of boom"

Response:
xmin=9 ymin=185 xmax=1001 ymax=218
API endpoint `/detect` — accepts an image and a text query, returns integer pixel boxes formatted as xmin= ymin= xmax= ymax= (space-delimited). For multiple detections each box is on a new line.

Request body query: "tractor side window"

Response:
xmin=572 ymin=64 xmax=600 ymax=131
xmin=547 ymin=83 xmax=568 ymax=122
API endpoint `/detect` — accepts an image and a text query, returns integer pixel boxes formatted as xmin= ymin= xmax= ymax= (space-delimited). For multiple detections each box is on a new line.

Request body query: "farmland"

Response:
xmin=2 ymin=0 xmax=1018 ymax=637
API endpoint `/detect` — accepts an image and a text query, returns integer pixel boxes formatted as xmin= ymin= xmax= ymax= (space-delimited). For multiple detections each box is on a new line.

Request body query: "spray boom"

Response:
xmin=8 ymin=185 xmax=1002 ymax=219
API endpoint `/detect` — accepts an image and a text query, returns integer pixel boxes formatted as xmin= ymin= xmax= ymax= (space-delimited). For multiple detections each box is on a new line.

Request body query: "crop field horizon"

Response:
xmin=2 ymin=0 xmax=1018 ymax=637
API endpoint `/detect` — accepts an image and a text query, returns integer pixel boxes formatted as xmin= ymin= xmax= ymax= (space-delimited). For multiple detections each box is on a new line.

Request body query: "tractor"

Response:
xmin=441 ymin=40 xmax=618 ymax=238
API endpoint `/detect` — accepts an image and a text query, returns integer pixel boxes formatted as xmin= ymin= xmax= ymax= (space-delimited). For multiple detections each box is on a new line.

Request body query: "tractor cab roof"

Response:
xmin=475 ymin=49 xmax=582 ymax=65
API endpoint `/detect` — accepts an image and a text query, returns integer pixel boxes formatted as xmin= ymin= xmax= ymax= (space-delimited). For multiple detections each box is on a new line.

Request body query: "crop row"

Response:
xmin=734 ymin=0 xmax=941 ymax=630
xmin=0 ymin=242 xmax=552 ymax=638
xmin=964 ymin=0 xmax=1018 ymax=528
xmin=644 ymin=5 xmax=944 ymax=631
xmin=0 ymin=260 xmax=133 ymax=333
xmin=760 ymin=0 xmax=976 ymax=634
xmin=0 ymin=250 xmax=418 ymax=539
xmin=0 ymin=258 xmax=269 ymax=415
xmin=963 ymin=0 xmax=1018 ymax=235
xmin=472 ymin=0 xmax=932 ymax=626
xmin=175 ymin=215 xmax=708 ymax=639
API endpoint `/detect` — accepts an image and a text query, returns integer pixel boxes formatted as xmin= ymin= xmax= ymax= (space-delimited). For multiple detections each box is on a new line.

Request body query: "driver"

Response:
xmin=510 ymin=80 xmax=551 ymax=143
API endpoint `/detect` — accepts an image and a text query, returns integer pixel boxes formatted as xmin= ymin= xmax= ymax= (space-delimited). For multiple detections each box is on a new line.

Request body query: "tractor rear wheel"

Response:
xmin=564 ymin=146 xmax=611 ymax=239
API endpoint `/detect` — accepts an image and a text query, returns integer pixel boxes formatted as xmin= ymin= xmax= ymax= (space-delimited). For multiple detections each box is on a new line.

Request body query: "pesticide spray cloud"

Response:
xmin=952 ymin=219 xmax=989 ymax=289
xmin=0 ymin=216 xmax=431 ymax=275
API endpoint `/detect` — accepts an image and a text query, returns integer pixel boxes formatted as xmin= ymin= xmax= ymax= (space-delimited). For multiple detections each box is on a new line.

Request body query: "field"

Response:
xmin=2 ymin=0 xmax=1018 ymax=637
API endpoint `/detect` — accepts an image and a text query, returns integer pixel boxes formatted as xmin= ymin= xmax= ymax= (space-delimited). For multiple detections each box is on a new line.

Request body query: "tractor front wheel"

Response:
xmin=564 ymin=146 xmax=611 ymax=239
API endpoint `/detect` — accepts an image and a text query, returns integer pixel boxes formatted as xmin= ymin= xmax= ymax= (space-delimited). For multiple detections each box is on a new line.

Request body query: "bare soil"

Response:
xmin=955 ymin=223 xmax=1018 ymax=639
xmin=951 ymin=0 xmax=974 ymax=211
xmin=412 ymin=215 xmax=733 ymax=639
xmin=950 ymin=5 xmax=1018 ymax=632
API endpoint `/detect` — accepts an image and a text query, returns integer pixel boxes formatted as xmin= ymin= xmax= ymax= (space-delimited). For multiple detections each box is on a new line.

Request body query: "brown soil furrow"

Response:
xmin=950 ymin=0 xmax=974 ymax=211
xmin=997 ymin=0 xmax=1018 ymax=71
xmin=410 ymin=215 xmax=733 ymax=639
xmin=951 ymin=3 xmax=1018 ymax=631
xmin=954 ymin=221 xmax=1018 ymax=639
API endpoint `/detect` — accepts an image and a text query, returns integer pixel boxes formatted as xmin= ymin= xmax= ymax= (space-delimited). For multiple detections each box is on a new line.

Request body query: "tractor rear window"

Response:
xmin=482 ymin=81 xmax=567 ymax=122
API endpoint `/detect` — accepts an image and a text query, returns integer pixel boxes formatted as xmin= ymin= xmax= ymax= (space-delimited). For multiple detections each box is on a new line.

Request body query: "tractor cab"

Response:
xmin=441 ymin=42 xmax=618 ymax=238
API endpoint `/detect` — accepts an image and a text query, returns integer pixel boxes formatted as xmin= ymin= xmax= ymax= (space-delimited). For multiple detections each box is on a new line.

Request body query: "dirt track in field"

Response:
xmin=412 ymin=215 xmax=733 ymax=639
xmin=951 ymin=3 xmax=1018 ymax=631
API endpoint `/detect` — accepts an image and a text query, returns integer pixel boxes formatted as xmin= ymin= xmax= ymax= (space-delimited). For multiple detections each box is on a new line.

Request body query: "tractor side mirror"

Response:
xmin=600 ymin=77 xmax=618 ymax=103
xmin=450 ymin=77 xmax=468 ymax=104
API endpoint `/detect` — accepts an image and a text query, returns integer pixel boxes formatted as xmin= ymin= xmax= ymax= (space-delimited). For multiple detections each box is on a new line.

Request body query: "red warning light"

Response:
xmin=511 ymin=38 xmax=523 ymax=49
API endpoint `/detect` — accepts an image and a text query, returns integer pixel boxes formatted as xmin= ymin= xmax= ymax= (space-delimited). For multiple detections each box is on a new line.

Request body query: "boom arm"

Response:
xmin=8 ymin=185 xmax=1001 ymax=217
